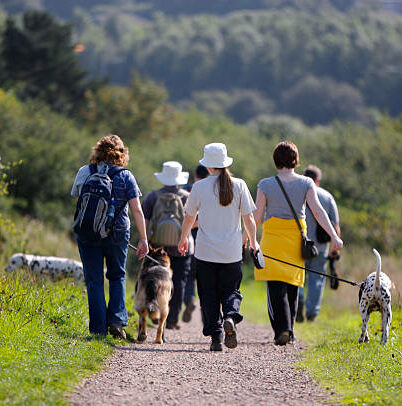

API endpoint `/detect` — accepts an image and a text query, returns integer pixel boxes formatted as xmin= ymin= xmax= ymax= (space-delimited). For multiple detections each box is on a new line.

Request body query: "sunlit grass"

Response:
xmin=0 ymin=270 xmax=121 ymax=406
xmin=296 ymin=308 xmax=401 ymax=405
xmin=241 ymin=262 xmax=402 ymax=406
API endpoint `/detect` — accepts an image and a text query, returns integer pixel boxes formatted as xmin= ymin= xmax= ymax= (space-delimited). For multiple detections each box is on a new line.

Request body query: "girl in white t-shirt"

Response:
xmin=178 ymin=143 xmax=259 ymax=351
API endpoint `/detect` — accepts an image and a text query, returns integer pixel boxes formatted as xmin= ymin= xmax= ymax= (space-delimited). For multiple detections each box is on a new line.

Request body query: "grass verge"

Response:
xmin=241 ymin=266 xmax=402 ymax=406
xmin=295 ymin=307 xmax=401 ymax=405
xmin=0 ymin=270 xmax=129 ymax=406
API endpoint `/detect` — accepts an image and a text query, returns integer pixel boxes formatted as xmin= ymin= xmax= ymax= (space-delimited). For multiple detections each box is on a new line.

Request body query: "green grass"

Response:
xmin=296 ymin=308 xmax=402 ymax=405
xmin=241 ymin=267 xmax=402 ymax=406
xmin=0 ymin=270 xmax=129 ymax=406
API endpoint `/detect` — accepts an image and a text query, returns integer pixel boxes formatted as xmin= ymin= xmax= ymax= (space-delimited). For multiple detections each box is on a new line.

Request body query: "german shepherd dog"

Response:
xmin=134 ymin=247 xmax=173 ymax=344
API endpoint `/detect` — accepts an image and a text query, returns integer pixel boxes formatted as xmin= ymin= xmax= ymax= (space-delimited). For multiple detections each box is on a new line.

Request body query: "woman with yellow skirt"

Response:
xmin=250 ymin=141 xmax=343 ymax=345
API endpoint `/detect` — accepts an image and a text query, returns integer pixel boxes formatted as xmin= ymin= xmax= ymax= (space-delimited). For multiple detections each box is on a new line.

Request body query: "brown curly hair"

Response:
xmin=89 ymin=135 xmax=129 ymax=167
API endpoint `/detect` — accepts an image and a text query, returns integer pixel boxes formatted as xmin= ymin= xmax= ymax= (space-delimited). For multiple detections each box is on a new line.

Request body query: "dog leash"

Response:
xmin=261 ymin=253 xmax=360 ymax=287
xmin=128 ymin=243 xmax=161 ymax=265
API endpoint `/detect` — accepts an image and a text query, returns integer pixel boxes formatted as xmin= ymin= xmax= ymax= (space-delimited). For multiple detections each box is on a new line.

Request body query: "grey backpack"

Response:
xmin=147 ymin=190 xmax=187 ymax=247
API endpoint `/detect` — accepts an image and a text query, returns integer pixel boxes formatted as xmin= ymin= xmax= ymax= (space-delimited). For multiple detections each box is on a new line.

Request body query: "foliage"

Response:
xmin=0 ymin=10 xmax=90 ymax=115
xmin=0 ymin=269 xmax=115 ymax=406
xmin=180 ymin=89 xmax=275 ymax=124
xmin=0 ymin=89 xmax=94 ymax=225
xmin=73 ymin=9 xmax=402 ymax=124
xmin=0 ymin=159 xmax=26 ymax=263
xmin=281 ymin=76 xmax=365 ymax=125
xmin=80 ymin=73 xmax=181 ymax=140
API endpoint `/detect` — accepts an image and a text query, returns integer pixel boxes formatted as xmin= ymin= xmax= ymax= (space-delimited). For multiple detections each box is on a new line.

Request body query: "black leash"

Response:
xmin=261 ymin=253 xmax=360 ymax=287
xmin=128 ymin=243 xmax=161 ymax=265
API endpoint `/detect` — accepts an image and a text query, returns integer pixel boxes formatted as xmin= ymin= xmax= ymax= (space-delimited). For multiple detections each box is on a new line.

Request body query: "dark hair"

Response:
xmin=90 ymin=134 xmax=129 ymax=166
xmin=195 ymin=164 xmax=209 ymax=180
xmin=216 ymin=168 xmax=234 ymax=206
xmin=273 ymin=141 xmax=299 ymax=169
xmin=303 ymin=165 xmax=322 ymax=182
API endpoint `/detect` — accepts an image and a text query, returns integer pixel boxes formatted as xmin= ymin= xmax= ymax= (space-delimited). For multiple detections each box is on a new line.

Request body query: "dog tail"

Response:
xmin=373 ymin=248 xmax=381 ymax=291
xmin=145 ymin=280 xmax=160 ymax=324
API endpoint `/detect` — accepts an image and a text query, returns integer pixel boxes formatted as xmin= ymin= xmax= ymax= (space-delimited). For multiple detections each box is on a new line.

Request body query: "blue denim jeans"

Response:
xmin=299 ymin=252 xmax=327 ymax=319
xmin=77 ymin=230 xmax=130 ymax=335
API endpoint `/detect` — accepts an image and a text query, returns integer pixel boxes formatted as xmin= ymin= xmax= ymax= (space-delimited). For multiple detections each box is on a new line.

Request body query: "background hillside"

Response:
xmin=0 ymin=2 xmax=401 ymax=261
xmin=0 ymin=0 xmax=401 ymax=125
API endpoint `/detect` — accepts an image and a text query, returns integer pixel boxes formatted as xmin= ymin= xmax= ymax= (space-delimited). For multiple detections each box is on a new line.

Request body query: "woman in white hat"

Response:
xmin=142 ymin=161 xmax=193 ymax=331
xmin=178 ymin=143 xmax=259 ymax=351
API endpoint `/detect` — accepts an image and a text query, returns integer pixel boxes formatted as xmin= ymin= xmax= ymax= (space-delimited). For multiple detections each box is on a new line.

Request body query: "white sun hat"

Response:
xmin=199 ymin=143 xmax=233 ymax=168
xmin=154 ymin=161 xmax=189 ymax=186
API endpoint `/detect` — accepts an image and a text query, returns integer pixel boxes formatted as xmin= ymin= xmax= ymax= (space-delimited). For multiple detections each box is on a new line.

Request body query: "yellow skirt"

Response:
xmin=254 ymin=217 xmax=306 ymax=287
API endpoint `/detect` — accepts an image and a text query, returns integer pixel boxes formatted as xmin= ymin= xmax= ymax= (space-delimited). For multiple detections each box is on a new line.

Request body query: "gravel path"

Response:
xmin=70 ymin=307 xmax=335 ymax=406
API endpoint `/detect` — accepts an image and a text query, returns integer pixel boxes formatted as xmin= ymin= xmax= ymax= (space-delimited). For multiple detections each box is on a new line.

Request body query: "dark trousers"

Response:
xmin=166 ymin=255 xmax=191 ymax=326
xmin=184 ymin=255 xmax=196 ymax=305
xmin=266 ymin=281 xmax=299 ymax=340
xmin=196 ymin=259 xmax=243 ymax=337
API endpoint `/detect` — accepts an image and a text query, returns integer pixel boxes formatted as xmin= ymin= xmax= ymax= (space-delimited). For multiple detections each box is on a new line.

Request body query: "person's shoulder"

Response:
xmin=257 ymin=176 xmax=275 ymax=187
xmin=77 ymin=165 xmax=90 ymax=174
xmin=317 ymin=186 xmax=336 ymax=201
xmin=299 ymin=175 xmax=315 ymax=188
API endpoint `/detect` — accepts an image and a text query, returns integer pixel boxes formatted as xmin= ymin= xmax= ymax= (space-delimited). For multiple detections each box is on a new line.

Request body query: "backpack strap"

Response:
xmin=89 ymin=163 xmax=97 ymax=175
xmin=108 ymin=166 xmax=130 ymax=226
xmin=108 ymin=165 xmax=127 ymax=179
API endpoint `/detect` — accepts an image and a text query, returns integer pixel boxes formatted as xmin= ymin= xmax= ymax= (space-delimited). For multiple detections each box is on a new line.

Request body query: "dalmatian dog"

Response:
xmin=5 ymin=253 xmax=84 ymax=282
xmin=358 ymin=248 xmax=392 ymax=345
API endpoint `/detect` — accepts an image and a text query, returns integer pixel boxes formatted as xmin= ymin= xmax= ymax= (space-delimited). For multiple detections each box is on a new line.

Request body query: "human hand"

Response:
xmin=178 ymin=238 xmax=188 ymax=256
xmin=136 ymin=239 xmax=149 ymax=260
xmin=331 ymin=235 xmax=343 ymax=251
xmin=248 ymin=240 xmax=260 ymax=254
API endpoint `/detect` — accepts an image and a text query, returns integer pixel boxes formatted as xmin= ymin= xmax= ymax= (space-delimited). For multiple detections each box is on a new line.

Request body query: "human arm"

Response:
xmin=178 ymin=214 xmax=197 ymax=256
xmin=242 ymin=212 xmax=259 ymax=253
xmin=306 ymin=188 xmax=343 ymax=251
xmin=242 ymin=189 xmax=266 ymax=246
xmin=128 ymin=197 xmax=149 ymax=259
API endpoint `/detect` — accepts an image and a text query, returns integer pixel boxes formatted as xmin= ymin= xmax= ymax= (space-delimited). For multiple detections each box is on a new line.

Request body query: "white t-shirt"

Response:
xmin=185 ymin=175 xmax=256 ymax=263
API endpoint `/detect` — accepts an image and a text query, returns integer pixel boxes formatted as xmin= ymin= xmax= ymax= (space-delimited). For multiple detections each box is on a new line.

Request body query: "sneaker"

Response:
xmin=306 ymin=314 xmax=316 ymax=322
xmin=165 ymin=323 xmax=181 ymax=330
xmin=182 ymin=299 xmax=196 ymax=323
xmin=109 ymin=324 xmax=127 ymax=340
xmin=223 ymin=318 xmax=237 ymax=349
xmin=210 ymin=334 xmax=223 ymax=352
xmin=274 ymin=331 xmax=290 ymax=346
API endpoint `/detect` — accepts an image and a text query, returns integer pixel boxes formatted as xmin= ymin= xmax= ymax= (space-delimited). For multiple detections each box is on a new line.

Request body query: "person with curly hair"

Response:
xmin=71 ymin=134 xmax=148 ymax=338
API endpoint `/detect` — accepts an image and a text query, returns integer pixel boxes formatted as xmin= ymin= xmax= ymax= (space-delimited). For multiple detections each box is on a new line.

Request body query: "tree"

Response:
xmin=1 ymin=10 xmax=90 ymax=114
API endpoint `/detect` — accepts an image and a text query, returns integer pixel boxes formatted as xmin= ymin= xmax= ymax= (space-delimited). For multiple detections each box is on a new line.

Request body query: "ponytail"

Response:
xmin=217 ymin=168 xmax=234 ymax=206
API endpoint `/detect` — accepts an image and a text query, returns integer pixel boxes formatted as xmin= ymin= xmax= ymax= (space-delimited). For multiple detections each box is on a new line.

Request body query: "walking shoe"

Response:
xmin=306 ymin=314 xmax=316 ymax=322
xmin=182 ymin=298 xmax=196 ymax=323
xmin=223 ymin=318 xmax=237 ymax=349
xmin=165 ymin=322 xmax=181 ymax=330
xmin=109 ymin=324 xmax=127 ymax=340
xmin=210 ymin=334 xmax=223 ymax=352
xmin=274 ymin=331 xmax=290 ymax=346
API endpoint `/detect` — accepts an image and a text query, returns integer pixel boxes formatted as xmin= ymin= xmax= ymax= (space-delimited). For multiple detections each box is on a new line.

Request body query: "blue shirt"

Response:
xmin=71 ymin=162 xmax=141 ymax=232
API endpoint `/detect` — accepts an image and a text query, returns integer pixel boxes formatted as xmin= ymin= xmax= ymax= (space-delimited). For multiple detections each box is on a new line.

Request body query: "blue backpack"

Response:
xmin=72 ymin=164 xmax=126 ymax=241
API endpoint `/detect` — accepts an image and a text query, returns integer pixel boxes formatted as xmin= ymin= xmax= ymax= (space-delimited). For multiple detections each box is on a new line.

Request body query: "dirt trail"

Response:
xmin=70 ymin=307 xmax=335 ymax=406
